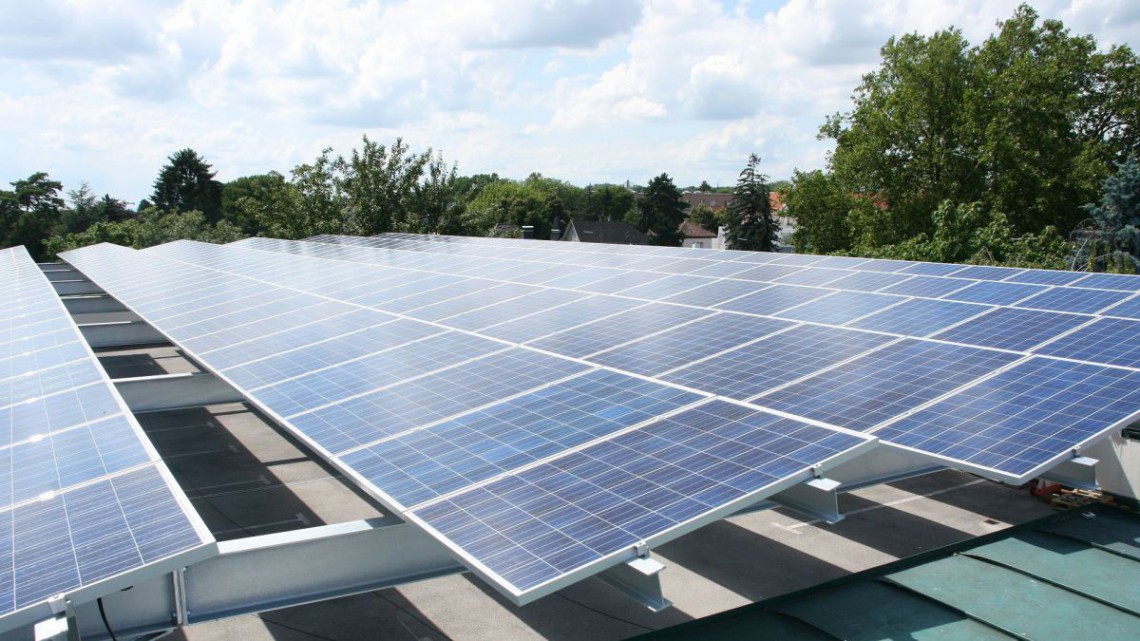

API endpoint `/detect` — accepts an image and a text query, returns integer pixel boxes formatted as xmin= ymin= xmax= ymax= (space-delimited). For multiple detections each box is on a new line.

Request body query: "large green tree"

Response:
xmin=785 ymin=170 xmax=854 ymax=254
xmin=637 ymin=173 xmax=687 ymax=246
xmin=0 ymin=172 xmax=65 ymax=260
xmin=1076 ymin=155 xmax=1140 ymax=272
xmin=725 ymin=154 xmax=778 ymax=251
xmin=821 ymin=4 xmax=1140 ymax=243
xmin=151 ymin=149 xmax=224 ymax=222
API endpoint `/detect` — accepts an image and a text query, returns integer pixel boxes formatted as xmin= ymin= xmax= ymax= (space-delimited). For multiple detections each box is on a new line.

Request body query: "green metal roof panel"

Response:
xmin=965 ymin=532 xmax=1140 ymax=616
xmin=775 ymin=581 xmax=1009 ymax=641
xmin=887 ymin=554 xmax=1137 ymax=641
xmin=635 ymin=506 xmax=1140 ymax=641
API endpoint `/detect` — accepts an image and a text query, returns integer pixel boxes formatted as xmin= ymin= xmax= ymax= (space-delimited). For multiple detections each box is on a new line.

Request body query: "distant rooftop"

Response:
xmin=563 ymin=219 xmax=648 ymax=244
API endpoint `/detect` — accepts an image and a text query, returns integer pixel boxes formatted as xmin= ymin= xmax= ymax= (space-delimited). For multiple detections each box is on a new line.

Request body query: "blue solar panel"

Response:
xmin=1035 ymin=317 xmax=1140 ymax=369
xmin=535 ymin=303 xmax=712 ymax=358
xmin=479 ymin=296 xmax=645 ymax=344
xmin=876 ymin=358 xmax=1140 ymax=476
xmin=662 ymin=324 xmax=894 ymax=399
xmin=758 ymin=339 xmax=1022 ymax=431
xmin=851 ymin=258 xmax=913 ymax=273
xmin=809 ymin=256 xmax=871 ymax=269
xmin=823 ymin=271 xmax=911 ymax=293
xmin=770 ymin=253 xmax=824 ymax=266
xmin=716 ymin=284 xmax=832 ymax=316
xmin=775 ymin=291 xmax=905 ymax=325
xmin=288 ymin=349 xmax=590 ymax=454
xmin=1002 ymin=269 xmax=1089 ymax=286
xmin=412 ymin=400 xmax=869 ymax=593
xmin=899 ymin=262 xmax=966 ymax=276
xmin=405 ymin=284 xmax=539 ymax=322
xmin=773 ymin=268 xmax=847 ymax=287
xmin=941 ymin=281 xmax=1047 ymax=306
xmin=848 ymin=298 xmax=991 ymax=337
xmin=662 ymin=279 xmax=766 ymax=307
xmin=1013 ymin=287 xmax=1131 ymax=315
xmin=615 ymin=274 xmax=716 ymax=301
xmin=588 ymin=314 xmax=792 ymax=376
xmin=1102 ymin=295 xmax=1140 ymax=320
xmin=1072 ymin=272 xmax=1140 ymax=292
xmin=947 ymin=265 xmax=1027 ymax=281
xmin=689 ymin=261 xmax=761 ymax=278
xmin=572 ymin=271 xmax=666 ymax=295
xmin=734 ymin=264 xmax=804 ymax=282
xmin=877 ymin=275 xmax=972 ymax=301
xmin=930 ymin=307 xmax=1092 ymax=352
xmin=440 ymin=289 xmax=585 ymax=331
xmin=340 ymin=370 xmax=704 ymax=508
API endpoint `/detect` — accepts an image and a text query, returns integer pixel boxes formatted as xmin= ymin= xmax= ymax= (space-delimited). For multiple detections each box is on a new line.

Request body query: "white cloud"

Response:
xmin=0 ymin=0 xmax=1136 ymax=200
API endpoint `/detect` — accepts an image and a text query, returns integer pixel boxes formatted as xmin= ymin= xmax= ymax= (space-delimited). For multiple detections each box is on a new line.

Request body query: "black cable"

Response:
xmin=557 ymin=593 xmax=654 ymax=631
xmin=259 ymin=615 xmax=343 ymax=641
xmin=97 ymin=597 xmax=120 ymax=641
xmin=373 ymin=591 xmax=455 ymax=641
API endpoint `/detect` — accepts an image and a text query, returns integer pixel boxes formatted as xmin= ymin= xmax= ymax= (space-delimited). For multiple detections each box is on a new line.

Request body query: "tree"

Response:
xmin=637 ymin=173 xmax=687 ymax=246
xmin=151 ymin=149 xmax=223 ymax=222
xmin=0 ymin=172 xmax=65 ymax=260
xmin=62 ymin=183 xmax=132 ymax=234
xmin=698 ymin=180 xmax=714 ymax=192
xmin=821 ymin=4 xmax=1140 ymax=241
xmin=335 ymin=136 xmax=426 ymax=235
xmin=725 ymin=154 xmax=778 ymax=251
xmin=45 ymin=207 xmax=243 ymax=258
xmin=583 ymin=184 xmax=635 ymax=222
xmin=687 ymin=204 xmax=723 ymax=237
xmin=785 ymin=170 xmax=854 ymax=254
xmin=1076 ymin=155 xmax=1140 ymax=272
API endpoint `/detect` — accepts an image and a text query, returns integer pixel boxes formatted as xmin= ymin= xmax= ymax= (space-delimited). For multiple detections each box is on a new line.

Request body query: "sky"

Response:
xmin=2 ymin=0 xmax=1138 ymax=205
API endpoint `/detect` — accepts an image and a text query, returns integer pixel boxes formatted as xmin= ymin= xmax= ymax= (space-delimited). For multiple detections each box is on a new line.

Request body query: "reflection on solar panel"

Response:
xmin=588 ymin=314 xmax=792 ymax=376
xmin=661 ymin=324 xmax=895 ymax=400
xmin=1036 ymin=317 xmax=1140 ymax=369
xmin=1015 ymin=287 xmax=1131 ymax=315
xmin=931 ymin=307 xmax=1092 ymax=352
xmin=0 ymin=246 xmax=212 ymax=628
xmin=1101 ymin=295 xmax=1140 ymax=320
xmin=877 ymin=358 xmax=1140 ymax=477
xmin=55 ymin=232 xmax=1140 ymax=608
xmin=758 ymin=340 xmax=1022 ymax=431
xmin=941 ymin=281 xmax=1046 ymax=306
xmin=775 ymin=291 xmax=903 ymax=325
xmin=849 ymin=298 xmax=991 ymax=337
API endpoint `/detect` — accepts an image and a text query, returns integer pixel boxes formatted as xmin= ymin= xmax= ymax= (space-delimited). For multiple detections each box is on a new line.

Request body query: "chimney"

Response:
xmin=521 ymin=225 xmax=534 ymax=240
xmin=551 ymin=227 xmax=562 ymax=241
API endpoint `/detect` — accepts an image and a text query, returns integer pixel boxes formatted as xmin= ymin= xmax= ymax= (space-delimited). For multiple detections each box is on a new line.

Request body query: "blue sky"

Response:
xmin=2 ymin=0 xmax=1138 ymax=204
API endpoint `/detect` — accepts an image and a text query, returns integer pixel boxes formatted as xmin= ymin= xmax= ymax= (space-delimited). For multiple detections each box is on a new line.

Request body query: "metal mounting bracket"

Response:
xmin=597 ymin=555 xmax=671 ymax=612
xmin=770 ymin=477 xmax=844 ymax=524
xmin=1042 ymin=456 xmax=1099 ymax=491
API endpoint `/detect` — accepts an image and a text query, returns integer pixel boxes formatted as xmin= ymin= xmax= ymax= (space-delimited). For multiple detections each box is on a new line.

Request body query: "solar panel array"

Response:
xmin=58 ymin=233 xmax=1140 ymax=605
xmin=60 ymin=241 xmax=876 ymax=604
xmin=0 ymin=246 xmax=212 ymax=630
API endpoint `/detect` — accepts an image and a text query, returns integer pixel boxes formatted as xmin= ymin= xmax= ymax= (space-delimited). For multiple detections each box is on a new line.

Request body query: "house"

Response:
xmin=562 ymin=220 xmax=648 ymax=245
xmin=679 ymin=221 xmax=717 ymax=249
xmin=680 ymin=191 xmax=733 ymax=211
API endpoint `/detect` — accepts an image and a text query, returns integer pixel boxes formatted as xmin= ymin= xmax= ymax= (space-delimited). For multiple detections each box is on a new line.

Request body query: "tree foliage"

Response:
xmin=1075 ymin=155 xmax=1140 ymax=273
xmin=637 ymin=173 xmax=687 ymax=246
xmin=151 ymin=149 xmax=223 ymax=222
xmin=820 ymin=4 xmax=1139 ymax=246
xmin=44 ymin=208 xmax=243 ymax=258
xmin=785 ymin=170 xmax=854 ymax=254
xmin=0 ymin=172 xmax=66 ymax=260
xmin=725 ymin=154 xmax=778 ymax=251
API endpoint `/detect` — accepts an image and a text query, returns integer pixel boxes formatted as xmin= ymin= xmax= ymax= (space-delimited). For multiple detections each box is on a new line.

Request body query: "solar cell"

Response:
xmin=1102 ymin=295 xmax=1140 ymax=320
xmin=848 ymin=298 xmax=991 ymax=337
xmin=1014 ymin=287 xmax=1131 ymax=315
xmin=808 ymin=256 xmax=870 ymax=269
xmin=948 ymin=265 xmax=1027 ymax=281
xmin=411 ymin=400 xmax=870 ymax=595
xmin=1035 ymin=317 xmax=1140 ymax=369
xmin=880 ymin=271 xmax=971 ymax=296
xmin=930 ymin=307 xmax=1092 ymax=352
xmin=1002 ymin=269 xmax=1089 ymax=286
xmin=775 ymin=291 xmax=905 ymax=325
xmin=288 ymin=349 xmax=590 ymax=453
xmin=479 ymin=296 xmax=645 ymax=344
xmin=851 ymin=258 xmax=913 ymax=273
xmin=689 ymin=261 xmax=761 ymax=278
xmin=340 ymin=370 xmax=704 ymax=507
xmin=716 ymin=284 xmax=832 ymax=316
xmin=534 ymin=303 xmax=711 ymax=358
xmin=1072 ymin=272 xmax=1140 ymax=292
xmin=588 ymin=314 xmax=793 ymax=376
xmin=941 ymin=281 xmax=1047 ymax=306
xmin=733 ymin=264 xmax=804 ymax=282
xmin=615 ymin=274 xmax=716 ymax=301
xmin=572 ymin=271 xmax=666 ymax=295
xmin=823 ymin=271 xmax=911 ymax=293
xmin=773 ymin=268 xmax=848 ymax=287
xmin=661 ymin=324 xmax=894 ymax=399
xmin=876 ymin=358 xmax=1140 ymax=477
xmin=899 ymin=262 xmax=966 ymax=276
xmin=662 ymin=279 xmax=767 ymax=307
xmin=757 ymin=339 xmax=1021 ymax=431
